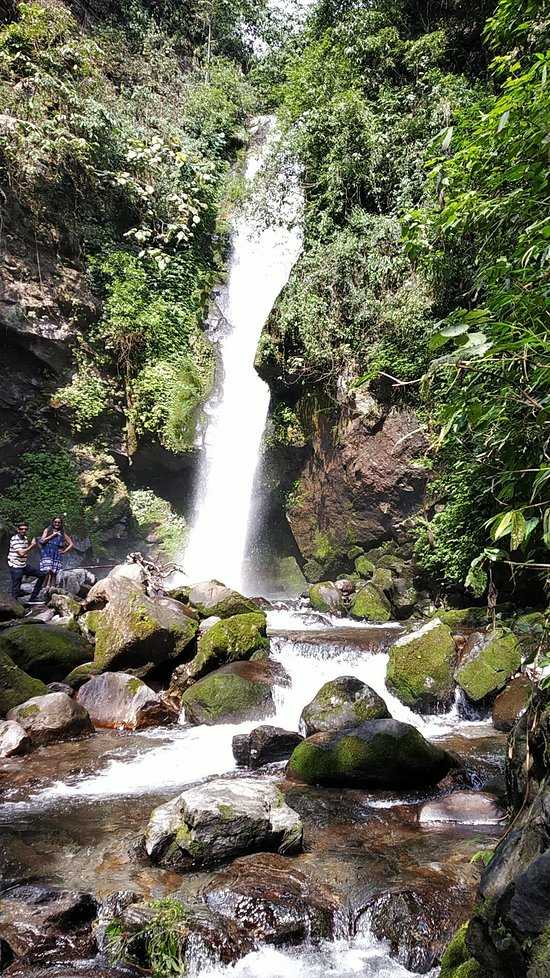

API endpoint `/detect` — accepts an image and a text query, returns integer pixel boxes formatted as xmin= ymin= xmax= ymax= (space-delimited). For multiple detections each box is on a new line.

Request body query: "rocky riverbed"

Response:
xmin=0 ymin=563 xmax=545 ymax=977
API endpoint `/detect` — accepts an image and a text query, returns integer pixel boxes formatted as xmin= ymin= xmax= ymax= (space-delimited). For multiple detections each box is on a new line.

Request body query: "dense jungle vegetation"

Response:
xmin=0 ymin=0 xmax=548 ymax=599
xmin=259 ymin=0 xmax=549 ymax=599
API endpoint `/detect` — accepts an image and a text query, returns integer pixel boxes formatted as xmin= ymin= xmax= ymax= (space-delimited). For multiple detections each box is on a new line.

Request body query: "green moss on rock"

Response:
xmin=355 ymin=555 xmax=375 ymax=578
xmin=455 ymin=629 xmax=522 ymax=703
xmin=0 ymin=624 xmax=92 ymax=683
xmin=386 ymin=619 xmax=457 ymax=712
xmin=300 ymin=676 xmax=390 ymax=736
xmin=309 ymin=582 xmax=344 ymax=614
xmin=371 ymin=567 xmax=393 ymax=593
xmin=0 ymin=650 xmax=48 ymax=716
xmin=350 ymin=583 xmax=391 ymax=622
xmin=189 ymin=613 xmax=268 ymax=682
xmin=286 ymin=719 xmax=454 ymax=788
xmin=65 ymin=661 xmax=101 ymax=689
xmin=440 ymin=924 xmax=486 ymax=978
xmin=436 ymin=607 xmax=492 ymax=631
xmin=181 ymin=661 xmax=277 ymax=726
xmin=92 ymin=588 xmax=198 ymax=675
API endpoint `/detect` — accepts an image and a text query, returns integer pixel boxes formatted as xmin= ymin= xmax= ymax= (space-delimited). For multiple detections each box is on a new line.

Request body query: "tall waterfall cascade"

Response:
xmin=184 ymin=116 xmax=304 ymax=591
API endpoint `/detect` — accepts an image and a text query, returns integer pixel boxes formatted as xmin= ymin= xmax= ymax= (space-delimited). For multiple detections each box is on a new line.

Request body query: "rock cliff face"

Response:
xmin=287 ymin=398 xmax=428 ymax=565
xmin=256 ymin=378 xmax=429 ymax=583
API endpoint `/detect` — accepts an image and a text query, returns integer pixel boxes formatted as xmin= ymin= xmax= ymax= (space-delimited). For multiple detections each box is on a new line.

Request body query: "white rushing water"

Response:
xmin=184 ymin=117 xmax=303 ymax=592
xmin=31 ymin=609 xmax=483 ymax=803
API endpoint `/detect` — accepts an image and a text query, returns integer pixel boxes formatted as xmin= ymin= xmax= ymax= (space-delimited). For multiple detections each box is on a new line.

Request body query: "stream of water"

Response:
xmin=0 ymin=608 xmax=504 ymax=977
xmin=184 ymin=117 xmax=303 ymax=592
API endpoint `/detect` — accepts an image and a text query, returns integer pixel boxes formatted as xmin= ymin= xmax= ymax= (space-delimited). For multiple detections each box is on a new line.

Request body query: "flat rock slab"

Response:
xmin=419 ymin=790 xmax=503 ymax=825
xmin=145 ymin=777 xmax=303 ymax=870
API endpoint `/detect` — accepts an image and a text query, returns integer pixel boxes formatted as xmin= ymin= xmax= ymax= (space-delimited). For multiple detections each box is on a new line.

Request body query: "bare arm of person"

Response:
xmin=60 ymin=533 xmax=74 ymax=555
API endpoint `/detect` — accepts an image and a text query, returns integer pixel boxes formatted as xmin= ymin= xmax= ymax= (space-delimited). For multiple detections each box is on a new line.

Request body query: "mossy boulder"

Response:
xmin=436 ymin=607 xmax=492 ymax=631
xmin=171 ymin=613 xmax=268 ymax=692
xmin=145 ymin=778 xmax=303 ymax=870
xmin=455 ymin=629 xmax=521 ymax=703
xmin=0 ymin=624 xmax=92 ymax=683
xmin=354 ymin=556 xmax=375 ymax=578
xmin=371 ymin=567 xmax=394 ymax=594
xmin=386 ymin=619 xmax=457 ymax=713
xmin=300 ymin=676 xmax=390 ymax=736
xmin=0 ymin=651 xmax=48 ymax=716
xmin=439 ymin=924 xmax=485 ymax=978
xmin=286 ymin=719 xmax=455 ymax=789
xmin=0 ymin=593 xmax=25 ymax=623
xmin=303 ymin=558 xmax=324 ymax=584
xmin=308 ymin=582 xmax=344 ymax=615
xmin=181 ymin=660 xmax=286 ymax=726
xmin=188 ymin=581 xmax=257 ymax=619
xmin=91 ymin=586 xmax=198 ymax=676
xmin=349 ymin=583 xmax=391 ymax=622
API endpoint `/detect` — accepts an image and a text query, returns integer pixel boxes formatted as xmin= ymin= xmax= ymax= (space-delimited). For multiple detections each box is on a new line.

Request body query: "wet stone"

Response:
xmin=232 ymin=725 xmax=303 ymax=768
xmin=0 ymin=885 xmax=97 ymax=966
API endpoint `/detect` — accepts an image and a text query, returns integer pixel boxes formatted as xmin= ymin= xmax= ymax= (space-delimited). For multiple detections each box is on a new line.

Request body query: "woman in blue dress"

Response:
xmin=39 ymin=516 xmax=74 ymax=590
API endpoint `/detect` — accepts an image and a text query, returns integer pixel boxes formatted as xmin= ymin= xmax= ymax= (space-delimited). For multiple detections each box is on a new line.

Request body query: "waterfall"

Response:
xmin=184 ymin=116 xmax=303 ymax=591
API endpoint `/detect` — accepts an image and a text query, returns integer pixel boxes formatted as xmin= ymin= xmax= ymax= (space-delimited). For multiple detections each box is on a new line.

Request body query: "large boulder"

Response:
xmin=181 ymin=659 xmax=287 ymax=726
xmin=308 ymin=582 xmax=344 ymax=615
xmin=145 ymin=778 xmax=303 ymax=870
xmin=455 ymin=629 xmax=521 ymax=703
xmin=0 ymin=652 xmax=48 ymax=717
xmin=76 ymin=672 xmax=175 ymax=730
xmin=232 ymin=725 xmax=303 ymax=769
xmin=55 ymin=568 xmax=96 ymax=597
xmin=170 ymin=612 xmax=268 ymax=692
xmin=349 ymin=583 xmax=391 ymax=622
xmin=88 ymin=585 xmax=198 ymax=676
xmin=187 ymin=581 xmax=257 ymax=619
xmin=203 ymin=852 xmax=340 ymax=944
xmin=0 ymin=624 xmax=92 ymax=683
xmin=386 ymin=619 xmax=457 ymax=713
xmin=0 ymin=885 xmax=97 ymax=966
xmin=492 ymin=676 xmax=532 ymax=732
xmin=300 ymin=676 xmax=390 ymax=737
xmin=0 ymin=719 xmax=32 ymax=757
xmin=0 ymin=593 xmax=25 ymax=623
xmin=7 ymin=692 xmax=94 ymax=746
xmin=286 ymin=719 xmax=455 ymax=789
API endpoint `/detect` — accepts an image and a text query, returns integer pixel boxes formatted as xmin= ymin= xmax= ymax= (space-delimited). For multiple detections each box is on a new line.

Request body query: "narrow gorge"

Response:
xmin=0 ymin=1 xmax=548 ymax=978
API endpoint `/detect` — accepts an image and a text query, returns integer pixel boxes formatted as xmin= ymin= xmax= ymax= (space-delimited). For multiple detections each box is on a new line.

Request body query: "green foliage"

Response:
xmin=53 ymin=365 xmax=112 ymax=432
xmin=0 ymin=452 xmax=85 ymax=536
xmin=107 ymin=898 xmax=190 ymax=977
xmin=0 ymin=1 xmax=255 ymax=457
xmin=129 ymin=490 xmax=187 ymax=559
xmin=408 ymin=0 xmax=550 ymax=588
xmin=262 ymin=0 xmax=481 ymax=393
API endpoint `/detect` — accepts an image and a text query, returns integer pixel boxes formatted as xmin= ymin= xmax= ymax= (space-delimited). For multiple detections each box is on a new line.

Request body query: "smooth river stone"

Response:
xmin=419 ymin=790 xmax=503 ymax=825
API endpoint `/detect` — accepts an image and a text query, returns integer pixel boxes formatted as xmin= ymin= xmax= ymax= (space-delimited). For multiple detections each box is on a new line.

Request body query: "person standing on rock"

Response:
xmin=39 ymin=516 xmax=74 ymax=591
xmin=7 ymin=520 xmax=45 ymax=603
